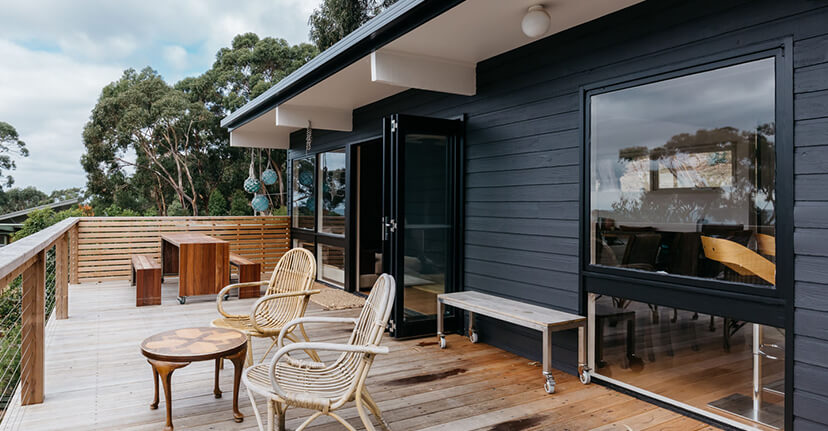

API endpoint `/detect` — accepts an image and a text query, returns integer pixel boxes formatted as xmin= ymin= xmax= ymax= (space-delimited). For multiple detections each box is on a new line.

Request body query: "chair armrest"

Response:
xmin=277 ymin=316 xmax=359 ymax=349
xmin=249 ymin=290 xmax=322 ymax=333
xmin=267 ymin=342 xmax=389 ymax=397
xmin=216 ymin=281 xmax=269 ymax=318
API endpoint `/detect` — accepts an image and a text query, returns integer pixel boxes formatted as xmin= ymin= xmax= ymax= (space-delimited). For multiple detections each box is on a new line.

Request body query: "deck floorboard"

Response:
xmin=1 ymin=280 xmax=705 ymax=430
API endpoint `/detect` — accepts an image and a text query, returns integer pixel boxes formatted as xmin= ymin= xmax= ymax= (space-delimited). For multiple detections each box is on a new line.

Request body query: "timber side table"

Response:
xmin=140 ymin=327 xmax=247 ymax=431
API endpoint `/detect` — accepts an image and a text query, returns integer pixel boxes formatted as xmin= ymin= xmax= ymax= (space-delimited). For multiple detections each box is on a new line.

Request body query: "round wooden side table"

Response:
xmin=140 ymin=327 xmax=248 ymax=431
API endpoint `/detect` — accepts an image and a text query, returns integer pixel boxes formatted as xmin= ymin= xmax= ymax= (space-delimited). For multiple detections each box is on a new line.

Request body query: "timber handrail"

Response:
xmin=0 ymin=217 xmax=78 ymax=283
xmin=0 ymin=217 xmax=78 ymax=411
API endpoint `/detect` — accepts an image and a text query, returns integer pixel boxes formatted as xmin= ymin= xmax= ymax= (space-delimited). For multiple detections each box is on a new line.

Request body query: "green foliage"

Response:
xmin=100 ymin=204 xmax=141 ymax=217
xmin=208 ymin=189 xmax=228 ymax=216
xmin=82 ymin=33 xmax=311 ymax=216
xmin=308 ymin=0 xmax=397 ymax=50
xmin=229 ymin=190 xmax=251 ymax=216
xmin=12 ymin=208 xmax=58 ymax=241
xmin=166 ymin=200 xmax=189 ymax=217
xmin=0 ymin=186 xmax=48 ymax=213
xmin=11 ymin=206 xmax=85 ymax=241
xmin=0 ymin=121 xmax=29 ymax=189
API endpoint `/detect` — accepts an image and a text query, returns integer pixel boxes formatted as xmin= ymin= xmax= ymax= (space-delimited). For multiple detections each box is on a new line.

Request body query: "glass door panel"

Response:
xmin=384 ymin=114 xmax=463 ymax=338
xmin=402 ymin=135 xmax=450 ymax=325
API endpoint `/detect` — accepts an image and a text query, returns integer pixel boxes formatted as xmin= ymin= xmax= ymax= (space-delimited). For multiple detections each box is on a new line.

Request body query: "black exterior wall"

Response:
xmin=286 ymin=0 xmax=828 ymax=428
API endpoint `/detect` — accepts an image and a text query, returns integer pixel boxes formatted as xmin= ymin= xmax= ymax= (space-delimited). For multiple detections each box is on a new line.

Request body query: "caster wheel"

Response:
xmin=469 ymin=331 xmax=479 ymax=344
xmin=223 ymin=293 xmax=230 ymax=301
xmin=544 ymin=381 xmax=555 ymax=394
xmin=439 ymin=337 xmax=447 ymax=349
xmin=579 ymin=370 xmax=591 ymax=385
xmin=177 ymin=296 xmax=186 ymax=305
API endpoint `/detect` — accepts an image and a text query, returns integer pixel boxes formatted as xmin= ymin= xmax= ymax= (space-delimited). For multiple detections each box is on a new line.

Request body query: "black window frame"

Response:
xmin=289 ymin=148 xmax=350 ymax=289
xmin=579 ymin=38 xmax=794 ymax=431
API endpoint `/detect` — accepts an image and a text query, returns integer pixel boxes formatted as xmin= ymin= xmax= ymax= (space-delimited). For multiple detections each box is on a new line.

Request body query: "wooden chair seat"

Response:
xmin=131 ymin=255 xmax=161 ymax=306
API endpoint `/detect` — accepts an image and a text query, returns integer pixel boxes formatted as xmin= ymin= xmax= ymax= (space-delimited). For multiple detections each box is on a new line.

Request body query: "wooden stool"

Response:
xmin=131 ymin=255 xmax=161 ymax=306
xmin=229 ymin=253 xmax=262 ymax=299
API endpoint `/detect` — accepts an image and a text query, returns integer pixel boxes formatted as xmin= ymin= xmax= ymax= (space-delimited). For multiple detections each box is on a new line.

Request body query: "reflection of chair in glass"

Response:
xmin=621 ymin=233 xmax=662 ymax=271
xmin=756 ymin=233 xmax=775 ymax=257
xmin=700 ymin=236 xmax=775 ymax=285
xmin=701 ymin=236 xmax=775 ymax=351
xmin=595 ymin=298 xmax=642 ymax=371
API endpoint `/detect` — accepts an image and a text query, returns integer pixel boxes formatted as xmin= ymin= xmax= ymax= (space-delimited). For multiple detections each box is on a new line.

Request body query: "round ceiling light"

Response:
xmin=522 ymin=5 xmax=551 ymax=38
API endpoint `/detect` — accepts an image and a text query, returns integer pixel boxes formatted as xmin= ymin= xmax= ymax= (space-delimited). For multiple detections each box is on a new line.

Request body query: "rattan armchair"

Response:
xmin=243 ymin=273 xmax=396 ymax=431
xmin=212 ymin=248 xmax=320 ymax=365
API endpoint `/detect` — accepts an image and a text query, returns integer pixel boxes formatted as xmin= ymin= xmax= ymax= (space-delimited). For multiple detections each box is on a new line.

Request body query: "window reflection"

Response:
xmin=319 ymin=150 xmax=346 ymax=235
xmin=318 ymin=244 xmax=345 ymax=286
xmin=592 ymin=294 xmax=785 ymax=429
xmin=292 ymin=158 xmax=315 ymax=230
xmin=590 ymin=58 xmax=776 ymax=286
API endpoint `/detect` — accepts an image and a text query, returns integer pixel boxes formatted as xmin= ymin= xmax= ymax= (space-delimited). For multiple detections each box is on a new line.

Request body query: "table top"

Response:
xmin=140 ymin=327 xmax=246 ymax=362
xmin=161 ymin=232 xmax=227 ymax=246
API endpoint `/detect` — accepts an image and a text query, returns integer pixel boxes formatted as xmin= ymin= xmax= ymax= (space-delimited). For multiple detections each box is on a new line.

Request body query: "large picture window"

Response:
xmin=589 ymin=57 xmax=776 ymax=287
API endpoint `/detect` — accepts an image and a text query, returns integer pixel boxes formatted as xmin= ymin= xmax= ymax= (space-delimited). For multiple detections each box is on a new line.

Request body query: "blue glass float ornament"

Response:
xmin=261 ymin=168 xmax=278 ymax=185
xmin=243 ymin=176 xmax=260 ymax=194
xmin=299 ymin=170 xmax=313 ymax=187
xmin=251 ymin=194 xmax=269 ymax=212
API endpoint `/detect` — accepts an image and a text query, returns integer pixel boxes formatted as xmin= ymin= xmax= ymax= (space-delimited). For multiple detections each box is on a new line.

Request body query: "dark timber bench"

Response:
xmin=437 ymin=291 xmax=590 ymax=394
xmin=131 ymin=255 xmax=161 ymax=306
xmin=229 ymin=253 xmax=262 ymax=299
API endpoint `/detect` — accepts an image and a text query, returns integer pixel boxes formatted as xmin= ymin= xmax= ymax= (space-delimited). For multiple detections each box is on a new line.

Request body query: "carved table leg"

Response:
xmin=214 ymin=358 xmax=222 ymax=398
xmin=150 ymin=365 xmax=160 ymax=409
xmin=148 ymin=359 xmax=190 ymax=431
xmin=227 ymin=347 xmax=247 ymax=423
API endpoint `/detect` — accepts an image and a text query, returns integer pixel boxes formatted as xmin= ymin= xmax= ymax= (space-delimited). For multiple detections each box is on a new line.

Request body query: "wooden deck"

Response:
xmin=1 ymin=280 xmax=712 ymax=431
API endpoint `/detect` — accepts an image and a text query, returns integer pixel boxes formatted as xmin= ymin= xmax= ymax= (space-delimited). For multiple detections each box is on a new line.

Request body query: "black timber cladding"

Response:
xmin=285 ymin=0 xmax=828 ymax=428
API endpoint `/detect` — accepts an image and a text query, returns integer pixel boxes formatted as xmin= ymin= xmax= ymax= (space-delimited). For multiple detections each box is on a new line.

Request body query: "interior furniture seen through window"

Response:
xmin=590 ymin=57 xmax=776 ymax=287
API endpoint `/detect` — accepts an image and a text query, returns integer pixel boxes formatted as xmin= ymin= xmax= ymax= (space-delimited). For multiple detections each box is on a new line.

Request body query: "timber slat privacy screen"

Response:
xmin=75 ymin=216 xmax=289 ymax=281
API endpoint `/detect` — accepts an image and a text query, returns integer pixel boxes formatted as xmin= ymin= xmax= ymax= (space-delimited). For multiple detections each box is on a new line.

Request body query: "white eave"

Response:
xmin=226 ymin=0 xmax=643 ymax=149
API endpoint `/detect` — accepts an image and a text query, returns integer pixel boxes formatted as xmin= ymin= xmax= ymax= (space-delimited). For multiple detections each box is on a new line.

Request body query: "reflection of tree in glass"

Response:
xmin=321 ymin=166 xmax=346 ymax=216
xmin=294 ymin=159 xmax=315 ymax=218
xmin=612 ymin=125 xmax=775 ymax=226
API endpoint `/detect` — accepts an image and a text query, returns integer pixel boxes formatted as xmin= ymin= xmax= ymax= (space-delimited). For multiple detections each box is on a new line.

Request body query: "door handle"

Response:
xmin=382 ymin=217 xmax=397 ymax=240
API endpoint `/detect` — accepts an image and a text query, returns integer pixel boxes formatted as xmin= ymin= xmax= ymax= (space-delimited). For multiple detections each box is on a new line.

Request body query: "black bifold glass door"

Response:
xmin=383 ymin=114 xmax=463 ymax=338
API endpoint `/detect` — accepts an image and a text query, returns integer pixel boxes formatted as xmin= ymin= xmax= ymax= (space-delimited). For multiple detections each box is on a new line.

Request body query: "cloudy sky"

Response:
xmin=0 ymin=0 xmax=315 ymax=194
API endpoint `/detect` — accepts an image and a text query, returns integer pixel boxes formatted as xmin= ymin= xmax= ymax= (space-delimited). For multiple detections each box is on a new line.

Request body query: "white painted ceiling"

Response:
xmin=232 ymin=0 xmax=643 ymax=148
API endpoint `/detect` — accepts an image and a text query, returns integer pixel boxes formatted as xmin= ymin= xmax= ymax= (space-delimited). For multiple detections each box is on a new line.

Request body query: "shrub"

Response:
xmin=208 ymin=189 xmax=228 ymax=216
xmin=229 ymin=190 xmax=251 ymax=216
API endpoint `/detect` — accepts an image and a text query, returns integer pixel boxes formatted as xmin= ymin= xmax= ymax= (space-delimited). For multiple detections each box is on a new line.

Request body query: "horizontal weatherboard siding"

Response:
xmin=285 ymin=0 xmax=828 ymax=427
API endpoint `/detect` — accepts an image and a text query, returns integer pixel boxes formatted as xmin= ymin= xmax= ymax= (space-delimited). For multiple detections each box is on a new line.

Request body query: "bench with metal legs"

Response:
xmin=437 ymin=291 xmax=591 ymax=394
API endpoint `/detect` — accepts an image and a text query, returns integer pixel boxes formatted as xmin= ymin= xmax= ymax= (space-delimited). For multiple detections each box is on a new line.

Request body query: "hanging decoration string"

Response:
xmin=305 ymin=120 xmax=312 ymax=153
xmin=248 ymin=148 xmax=255 ymax=178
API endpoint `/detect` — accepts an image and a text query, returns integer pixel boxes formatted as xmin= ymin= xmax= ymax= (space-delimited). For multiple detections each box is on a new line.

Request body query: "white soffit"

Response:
xmin=287 ymin=0 xmax=645 ymax=112
xmin=229 ymin=108 xmax=292 ymax=149
xmin=231 ymin=0 xmax=644 ymax=149
xmin=383 ymin=0 xmax=644 ymax=63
